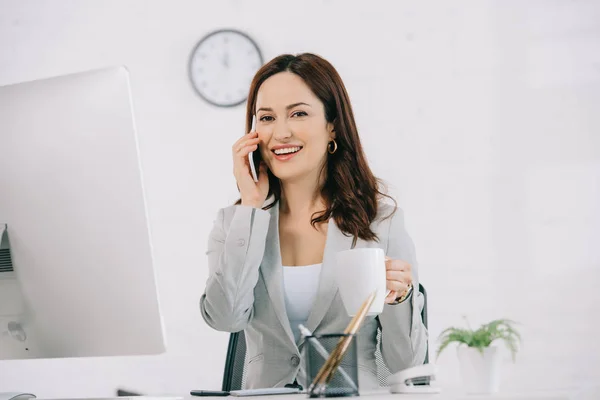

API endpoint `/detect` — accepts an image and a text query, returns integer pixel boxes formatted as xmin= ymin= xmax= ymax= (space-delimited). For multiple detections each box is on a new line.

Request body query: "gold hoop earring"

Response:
xmin=328 ymin=139 xmax=338 ymax=154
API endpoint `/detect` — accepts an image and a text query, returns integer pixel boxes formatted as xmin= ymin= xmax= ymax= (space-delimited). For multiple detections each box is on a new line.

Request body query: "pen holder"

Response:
xmin=305 ymin=333 xmax=359 ymax=398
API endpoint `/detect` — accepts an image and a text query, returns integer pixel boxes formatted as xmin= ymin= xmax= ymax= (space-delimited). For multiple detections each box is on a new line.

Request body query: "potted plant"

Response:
xmin=436 ymin=318 xmax=521 ymax=394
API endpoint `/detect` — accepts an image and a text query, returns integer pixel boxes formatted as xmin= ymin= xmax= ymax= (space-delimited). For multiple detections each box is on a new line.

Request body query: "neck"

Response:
xmin=279 ymin=171 xmax=326 ymax=217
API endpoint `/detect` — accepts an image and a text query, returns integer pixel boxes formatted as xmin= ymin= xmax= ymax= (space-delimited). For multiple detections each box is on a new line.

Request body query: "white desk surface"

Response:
xmin=36 ymin=388 xmax=586 ymax=400
xmin=178 ymin=388 xmax=578 ymax=400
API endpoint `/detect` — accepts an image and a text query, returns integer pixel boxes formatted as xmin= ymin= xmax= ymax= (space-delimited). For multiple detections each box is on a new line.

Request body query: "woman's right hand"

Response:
xmin=232 ymin=130 xmax=269 ymax=208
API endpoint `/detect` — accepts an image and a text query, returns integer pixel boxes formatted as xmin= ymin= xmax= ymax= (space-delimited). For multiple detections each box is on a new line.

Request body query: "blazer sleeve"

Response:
xmin=200 ymin=204 xmax=271 ymax=332
xmin=377 ymin=206 xmax=429 ymax=373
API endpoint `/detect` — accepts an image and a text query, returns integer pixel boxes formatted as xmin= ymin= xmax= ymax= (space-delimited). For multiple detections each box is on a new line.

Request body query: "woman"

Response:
xmin=200 ymin=53 xmax=428 ymax=390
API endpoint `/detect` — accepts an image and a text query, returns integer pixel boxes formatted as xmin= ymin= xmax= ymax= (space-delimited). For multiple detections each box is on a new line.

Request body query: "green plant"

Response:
xmin=436 ymin=317 xmax=521 ymax=361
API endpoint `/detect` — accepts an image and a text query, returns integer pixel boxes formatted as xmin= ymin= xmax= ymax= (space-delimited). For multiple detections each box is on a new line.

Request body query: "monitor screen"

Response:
xmin=0 ymin=66 xmax=166 ymax=360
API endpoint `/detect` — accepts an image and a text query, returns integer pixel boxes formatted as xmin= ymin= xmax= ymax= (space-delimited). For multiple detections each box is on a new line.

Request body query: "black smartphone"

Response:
xmin=190 ymin=390 xmax=230 ymax=397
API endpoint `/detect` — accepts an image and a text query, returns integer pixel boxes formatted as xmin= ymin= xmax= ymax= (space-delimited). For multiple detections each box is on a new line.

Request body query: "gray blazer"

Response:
xmin=200 ymin=200 xmax=428 ymax=390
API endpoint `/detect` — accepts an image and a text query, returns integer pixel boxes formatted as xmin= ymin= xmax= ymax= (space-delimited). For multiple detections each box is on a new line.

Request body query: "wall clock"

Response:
xmin=189 ymin=29 xmax=263 ymax=107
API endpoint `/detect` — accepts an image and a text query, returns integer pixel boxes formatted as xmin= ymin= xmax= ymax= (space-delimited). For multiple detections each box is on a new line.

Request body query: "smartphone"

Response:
xmin=190 ymin=390 xmax=230 ymax=397
xmin=248 ymin=115 xmax=260 ymax=182
xmin=229 ymin=387 xmax=301 ymax=396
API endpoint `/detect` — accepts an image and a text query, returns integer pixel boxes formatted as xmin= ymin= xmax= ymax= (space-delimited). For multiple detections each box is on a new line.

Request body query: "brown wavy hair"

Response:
xmin=237 ymin=53 xmax=396 ymax=246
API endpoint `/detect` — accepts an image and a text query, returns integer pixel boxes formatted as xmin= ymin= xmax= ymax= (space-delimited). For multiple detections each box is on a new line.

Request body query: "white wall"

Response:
xmin=0 ymin=0 xmax=599 ymax=396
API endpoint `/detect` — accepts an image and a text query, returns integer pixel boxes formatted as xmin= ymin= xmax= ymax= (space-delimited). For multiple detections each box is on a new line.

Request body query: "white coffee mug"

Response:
xmin=334 ymin=248 xmax=387 ymax=316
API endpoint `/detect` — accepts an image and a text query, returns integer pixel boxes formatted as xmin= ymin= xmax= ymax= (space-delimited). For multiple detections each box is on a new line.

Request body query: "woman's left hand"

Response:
xmin=384 ymin=256 xmax=413 ymax=304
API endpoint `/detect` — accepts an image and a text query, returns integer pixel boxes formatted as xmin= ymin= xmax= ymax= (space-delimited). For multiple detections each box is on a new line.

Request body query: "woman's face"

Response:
xmin=255 ymin=72 xmax=335 ymax=183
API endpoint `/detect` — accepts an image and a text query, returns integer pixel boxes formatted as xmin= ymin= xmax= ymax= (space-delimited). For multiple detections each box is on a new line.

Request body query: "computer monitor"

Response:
xmin=0 ymin=66 xmax=166 ymax=361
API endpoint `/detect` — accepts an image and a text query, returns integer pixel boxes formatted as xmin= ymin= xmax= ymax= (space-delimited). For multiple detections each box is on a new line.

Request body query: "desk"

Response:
xmin=180 ymin=388 xmax=579 ymax=400
xmin=36 ymin=388 xmax=584 ymax=400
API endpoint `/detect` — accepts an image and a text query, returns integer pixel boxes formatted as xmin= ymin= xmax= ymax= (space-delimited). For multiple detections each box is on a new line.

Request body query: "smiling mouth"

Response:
xmin=272 ymin=146 xmax=303 ymax=155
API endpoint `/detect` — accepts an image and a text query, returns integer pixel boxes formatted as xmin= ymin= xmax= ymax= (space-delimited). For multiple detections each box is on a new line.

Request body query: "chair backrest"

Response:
xmin=221 ymin=327 xmax=248 ymax=391
xmin=221 ymin=283 xmax=428 ymax=391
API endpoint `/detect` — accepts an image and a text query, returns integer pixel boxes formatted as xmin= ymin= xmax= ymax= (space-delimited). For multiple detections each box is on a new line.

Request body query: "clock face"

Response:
xmin=189 ymin=29 xmax=263 ymax=107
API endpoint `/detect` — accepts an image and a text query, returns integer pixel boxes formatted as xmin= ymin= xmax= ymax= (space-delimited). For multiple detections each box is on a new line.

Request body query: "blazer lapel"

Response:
xmin=260 ymin=203 xmax=296 ymax=345
xmin=302 ymin=218 xmax=354 ymax=342
xmin=260 ymin=202 xmax=356 ymax=348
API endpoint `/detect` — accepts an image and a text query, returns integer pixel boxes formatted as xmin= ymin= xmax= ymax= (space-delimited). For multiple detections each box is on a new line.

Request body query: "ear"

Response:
xmin=326 ymin=121 xmax=336 ymax=139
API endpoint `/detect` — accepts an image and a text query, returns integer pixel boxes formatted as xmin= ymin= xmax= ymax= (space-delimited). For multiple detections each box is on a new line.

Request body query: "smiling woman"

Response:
xmin=200 ymin=53 xmax=428 ymax=390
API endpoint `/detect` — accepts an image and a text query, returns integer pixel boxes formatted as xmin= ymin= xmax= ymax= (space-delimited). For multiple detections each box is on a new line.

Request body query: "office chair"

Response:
xmin=221 ymin=283 xmax=429 ymax=391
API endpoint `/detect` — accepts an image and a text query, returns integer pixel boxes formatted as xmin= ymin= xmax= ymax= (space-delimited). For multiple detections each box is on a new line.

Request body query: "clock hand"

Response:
xmin=223 ymin=52 xmax=229 ymax=68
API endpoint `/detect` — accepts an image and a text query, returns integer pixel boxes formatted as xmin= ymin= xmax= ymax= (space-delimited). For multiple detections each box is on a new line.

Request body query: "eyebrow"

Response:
xmin=256 ymin=102 xmax=312 ymax=113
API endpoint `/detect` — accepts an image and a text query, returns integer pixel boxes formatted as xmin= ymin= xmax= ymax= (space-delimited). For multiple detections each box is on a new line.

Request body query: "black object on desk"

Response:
xmin=190 ymin=390 xmax=230 ymax=397
xmin=117 ymin=389 xmax=143 ymax=396
xmin=192 ymin=388 xmax=302 ymax=397
xmin=284 ymin=381 xmax=303 ymax=391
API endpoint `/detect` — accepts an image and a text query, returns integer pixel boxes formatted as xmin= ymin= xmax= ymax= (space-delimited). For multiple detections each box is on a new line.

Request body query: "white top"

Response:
xmin=282 ymin=263 xmax=322 ymax=342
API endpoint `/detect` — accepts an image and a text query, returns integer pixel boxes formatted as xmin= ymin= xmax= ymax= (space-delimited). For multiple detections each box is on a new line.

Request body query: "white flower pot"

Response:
xmin=457 ymin=345 xmax=502 ymax=394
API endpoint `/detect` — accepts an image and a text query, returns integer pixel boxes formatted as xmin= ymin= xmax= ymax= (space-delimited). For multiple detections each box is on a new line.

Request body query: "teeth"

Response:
xmin=274 ymin=146 xmax=301 ymax=155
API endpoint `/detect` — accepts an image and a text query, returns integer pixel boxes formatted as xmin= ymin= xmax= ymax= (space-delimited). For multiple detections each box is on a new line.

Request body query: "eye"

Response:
xmin=259 ymin=115 xmax=274 ymax=122
xmin=291 ymin=111 xmax=308 ymax=118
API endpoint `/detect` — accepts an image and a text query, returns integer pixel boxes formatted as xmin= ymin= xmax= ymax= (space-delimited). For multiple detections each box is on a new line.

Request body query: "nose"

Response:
xmin=272 ymin=119 xmax=292 ymax=141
